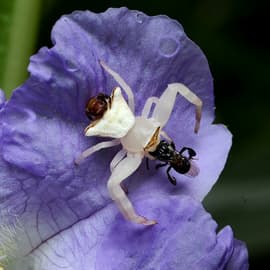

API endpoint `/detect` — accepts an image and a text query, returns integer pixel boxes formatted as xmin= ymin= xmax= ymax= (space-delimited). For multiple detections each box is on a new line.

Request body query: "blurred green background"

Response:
xmin=0 ymin=0 xmax=269 ymax=268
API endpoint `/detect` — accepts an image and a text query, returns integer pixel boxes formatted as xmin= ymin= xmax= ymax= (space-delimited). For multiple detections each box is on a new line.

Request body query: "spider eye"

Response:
xmin=85 ymin=93 xmax=110 ymax=120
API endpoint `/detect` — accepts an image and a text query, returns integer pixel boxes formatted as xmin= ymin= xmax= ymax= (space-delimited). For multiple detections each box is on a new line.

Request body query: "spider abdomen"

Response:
xmin=121 ymin=117 xmax=161 ymax=153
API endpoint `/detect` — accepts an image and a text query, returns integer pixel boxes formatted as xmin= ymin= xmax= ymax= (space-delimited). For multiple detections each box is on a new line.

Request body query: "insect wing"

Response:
xmin=186 ymin=160 xmax=200 ymax=177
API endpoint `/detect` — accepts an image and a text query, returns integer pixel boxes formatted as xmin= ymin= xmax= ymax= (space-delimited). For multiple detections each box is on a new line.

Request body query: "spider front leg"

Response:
xmin=75 ymin=139 xmax=120 ymax=165
xmin=99 ymin=61 xmax=135 ymax=113
xmin=152 ymin=83 xmax=202 ymax=133
xmin=107 ymin=153 xmax=157 ymax=225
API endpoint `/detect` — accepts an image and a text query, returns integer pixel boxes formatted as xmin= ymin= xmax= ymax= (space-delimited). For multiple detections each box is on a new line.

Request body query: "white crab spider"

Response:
xmin=76 ymin=61 xmax=202 ymax=225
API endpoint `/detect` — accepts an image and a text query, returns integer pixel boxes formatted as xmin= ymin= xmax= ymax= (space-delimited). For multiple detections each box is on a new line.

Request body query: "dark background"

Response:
xmin=2 ymin=0 xmax=270 ymax=268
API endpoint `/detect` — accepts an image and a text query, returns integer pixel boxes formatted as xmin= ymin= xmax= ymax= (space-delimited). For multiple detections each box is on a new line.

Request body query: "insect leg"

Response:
xmin=166 ymin=166 xmax=177 ymax=185
xmin=99 ymin=61 xmax=135 ymax=113
xmin=179 ymin=147 xmax=196 ymax=159
xmin=75 ymin=139 xmax=120 ymax=165
xmin=107 ymin=153 xmax=157 ymax=225
xmin=152 ymin=83 xmax=202 ymax=133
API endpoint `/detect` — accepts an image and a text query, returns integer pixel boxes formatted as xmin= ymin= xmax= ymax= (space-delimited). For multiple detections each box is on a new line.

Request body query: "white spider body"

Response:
xmin=121 ymin=117 xmax=161 ymax=153
xmin=85 ymin=87 xmax=135 ymax=138
xmin=76 ymin=61 xmax=202 ymax=225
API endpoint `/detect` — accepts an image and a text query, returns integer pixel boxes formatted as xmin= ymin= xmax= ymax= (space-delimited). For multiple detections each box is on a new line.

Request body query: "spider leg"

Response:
xmin=166 ymin=166 xmax=177 ymax=185
xmin=120 ymin=182 xmax=129 ymax=194
xmin=99 ymin=61 xmax=135 ymax=113
xmin=141 ymin=96 xmax=159 ymax=118
xmin=110 ymin=148 xmax=127 ymax=172
xmin=75 ymin=139 xmax=120 ymax=165
xmin=107 ymin=153 xmax=157 ymax=225
xmin=110 ymin=149 xmax=129 ymax=193
xmin=152 ymin=83 xmax=202 ymax=133
xmin=160 ymin=130 xmax=173 ymax=143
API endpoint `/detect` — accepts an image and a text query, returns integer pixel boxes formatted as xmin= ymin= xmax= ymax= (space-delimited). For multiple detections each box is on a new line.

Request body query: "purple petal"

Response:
xmin=129 ymin=123 xmax=232 ymax=202
xmin=49 ymin=8 xmax=214 ymax=120
xmin=96 ymin=196 xmax=234 ymax=270
xmin=0 ymin=89 xmax=5 ymax=110
xmin=6 ymin=196 xmax=248 ymax=270
xmin=47 ymin=7 xmax=229 ymax=201
xmin=0 ymin=8 xmax=237 ymax=265
xmin=171 ymin=123 xmax=232 ymax=200
xmin=225 ymin=240 xmax=249 ymax=270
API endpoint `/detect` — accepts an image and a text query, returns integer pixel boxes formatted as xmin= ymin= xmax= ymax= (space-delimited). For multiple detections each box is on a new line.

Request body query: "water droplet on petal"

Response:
xmin=136 ymin=13 xmax=144 ymax=24
xmin=65 ymin=60 xmax=79 ymax=72
xmin=159 ymin=37 xmax=180 ymax=57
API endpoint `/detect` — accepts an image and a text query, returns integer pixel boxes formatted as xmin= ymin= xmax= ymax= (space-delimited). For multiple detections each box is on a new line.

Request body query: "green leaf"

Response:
xmin=205 ymin=179 xmax=270 ymax=258
xmin=0 ymin=0 xmax=42 ymax=97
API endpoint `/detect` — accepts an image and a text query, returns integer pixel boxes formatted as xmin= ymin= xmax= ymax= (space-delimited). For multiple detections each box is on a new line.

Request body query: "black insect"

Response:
xmin=148 ymin=140 xmax=199 ymax=185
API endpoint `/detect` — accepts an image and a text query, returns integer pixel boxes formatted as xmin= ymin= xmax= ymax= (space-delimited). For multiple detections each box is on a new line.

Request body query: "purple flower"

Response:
xmin=0 ymin=7 xmax=248 ymax=269
xmin=0 ymin=89 xmax=5 ymax=110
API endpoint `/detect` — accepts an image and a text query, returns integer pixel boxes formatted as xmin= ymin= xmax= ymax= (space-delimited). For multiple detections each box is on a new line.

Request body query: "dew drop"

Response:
xmin=65 ymin=59 xmax=78 ymax=72
xmin=136 ymin=13 xmax=144 ymax=24
xmin=159 ymin=37 xmax=180 ymax=57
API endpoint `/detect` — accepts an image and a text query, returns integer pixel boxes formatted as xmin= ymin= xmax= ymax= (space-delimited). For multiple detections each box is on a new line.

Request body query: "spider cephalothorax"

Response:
xmin=76 ymin=61 xmax=202 ymax=225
